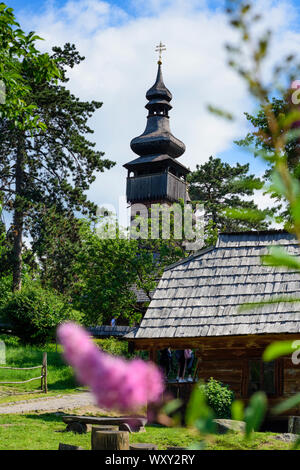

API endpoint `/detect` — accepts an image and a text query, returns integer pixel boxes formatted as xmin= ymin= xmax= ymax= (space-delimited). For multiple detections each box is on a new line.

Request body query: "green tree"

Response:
xmin=235 ymin=97 xmax=300 ymax=226
xmin=0 ymin=42 xmax=114 ymax=291
xmin=235 ymin=97 xmax=300 ymax=171
xmin=0 ymin=3 xmax=58 ymax=126
xmin=187 ymin=156 xmax=272 ymax=238
xmin=70 ymin=215 xmax=186 ymax=326
xmin=2 ymin=283 xmax=82 ymax=345
xmin=30 ymin=209 xmax=84 ymax=295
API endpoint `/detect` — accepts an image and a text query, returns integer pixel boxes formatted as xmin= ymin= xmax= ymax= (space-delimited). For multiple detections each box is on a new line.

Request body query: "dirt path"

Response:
xmin=0 ymin=392 xmax=97 ymax=414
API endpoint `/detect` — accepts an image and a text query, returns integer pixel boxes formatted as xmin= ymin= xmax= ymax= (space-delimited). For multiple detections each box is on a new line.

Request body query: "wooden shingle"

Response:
xmin=126 ymin=231 xmax=300 ymax=339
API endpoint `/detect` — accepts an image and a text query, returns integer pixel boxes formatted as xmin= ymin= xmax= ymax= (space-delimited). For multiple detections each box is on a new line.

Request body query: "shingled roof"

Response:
xmin=88 ymin=325 xmax=135 ymax=338
xmin=126 ymin=231 xmax=300 ymax=340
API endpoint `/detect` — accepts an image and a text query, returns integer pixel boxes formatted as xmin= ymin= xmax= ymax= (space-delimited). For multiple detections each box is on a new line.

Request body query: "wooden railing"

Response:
xmin=0 ymin=352 xmax=47 ymax=395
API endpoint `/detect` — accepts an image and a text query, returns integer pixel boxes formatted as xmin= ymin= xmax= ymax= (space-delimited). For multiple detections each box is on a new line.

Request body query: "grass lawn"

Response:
xmin=0 ymin=335 xmax=138 ymax=404
xmin=0 ymin=338 xmax=79 ymax=403
xmin=0 ymin=337 xmax=297 ymax=450
xmin=0 ymin=411 xmax=294 ymax=450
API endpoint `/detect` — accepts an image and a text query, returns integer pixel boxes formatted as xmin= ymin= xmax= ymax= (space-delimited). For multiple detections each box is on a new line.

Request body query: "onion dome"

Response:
xmin=130 ymin=63 xmax=186 ymax=159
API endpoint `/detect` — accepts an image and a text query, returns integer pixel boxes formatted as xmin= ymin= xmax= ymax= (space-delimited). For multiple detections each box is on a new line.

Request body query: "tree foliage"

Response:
xmin=187 ymin=156 xmax=273 ymax=239
xmin=235 ymin=97 xmax=300 ymax=225
xmin=0 ymin=3 xmax=59 ymax=126
xmin=0 ymin=41 xmax=114 ymax=291
xmin=2 ymin=284 xmax=82 ymax=345
xmin=70 ymin=218 xmax=186 ymax=326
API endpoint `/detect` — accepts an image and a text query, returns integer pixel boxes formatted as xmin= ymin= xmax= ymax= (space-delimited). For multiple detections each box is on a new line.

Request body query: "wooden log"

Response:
xmin=62 ymin=415 xmax=147 ymax=431
xmin=58 ymin=443 xmax=84 ymax=450
xmin=66 ymin=421 xmax=91 ymax=434
xmin=129 ymin=443 xmax=158 ymax=450
xmin=119 ymin=423 xmax=132 ymax=433
xmin=91 ymin=430 xmax=129 ymax=450
xmin=91 ymin=426 xmax=119 ymax=449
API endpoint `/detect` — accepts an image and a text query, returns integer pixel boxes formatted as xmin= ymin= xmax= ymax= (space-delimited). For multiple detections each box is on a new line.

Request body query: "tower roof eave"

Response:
xmin=123 ymin=154 xmax=190 ymax=175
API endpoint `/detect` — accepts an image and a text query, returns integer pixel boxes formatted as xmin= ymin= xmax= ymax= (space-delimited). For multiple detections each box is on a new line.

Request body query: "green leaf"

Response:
xmin=262 ymin=246 xmax=300 ymax=270
xmin=263 ymin=340 xmax=297 ymax=362
xmin=161 ymin=398 xmax=183 ymax=416
xmin=231 ymin=399 xmax=244 ymax=421
xmin=270 ymin=169 xmax=300 ymax=200
xmin=225 ymin=207 xmax=267 ymax=222
xmin=244 ymin=392 xmax=267 ymax=438
xmin=239 ymin=296 xmax=300 ymax=312
xmin=272 ymin=393 xmax=300 ymax=415
xmin=290 ymin=197 xmax=300 ymax=225
xmin=185 ymin=383 xmax=216 ymax=434
xmin=207 ymin=104 xmax=234 ymax=120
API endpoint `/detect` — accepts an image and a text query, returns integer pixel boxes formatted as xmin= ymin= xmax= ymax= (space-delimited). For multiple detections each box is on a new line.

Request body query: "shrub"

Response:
xmin=2 ymin=285 xmax=82 ymax=346
xmin=199 ymin=378 xmax=235 ymax=419
xmin=0 ymin=334 xmax=20 ymax=347
xmin=93 ymin=338 xmax=149 ymax=360
xmin=94 ymin=337 xmax=130 ymax=357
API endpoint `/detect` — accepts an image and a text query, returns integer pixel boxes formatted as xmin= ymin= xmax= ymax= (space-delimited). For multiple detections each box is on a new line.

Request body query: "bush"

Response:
xmin=2 ymin=285 xmax=82 ymax=346
xmin=199 ymin=378 xmax=235 ymax=419
xmin=94 ymin=337 xmax=130 ymax=357
xmin=0 ymin=334 xmax=20 ymax=347
xmin=93 ymin=338 xmax=149 ymax=360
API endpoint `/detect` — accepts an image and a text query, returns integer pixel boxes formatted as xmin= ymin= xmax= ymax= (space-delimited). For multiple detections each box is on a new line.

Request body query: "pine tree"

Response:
xmin=0 ymin=43 xmax=115 ymax=290
xmin=235 ymin=97 xmax=300 ymax=171
xmin=235 ymin=97 xmax=300 ymax=226
xmin=187 ymin=156 xmax=273 ymax=237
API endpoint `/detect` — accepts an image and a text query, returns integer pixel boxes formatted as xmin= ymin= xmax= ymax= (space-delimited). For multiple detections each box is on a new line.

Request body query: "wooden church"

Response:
xmin=123 ymin=49 xmax=300 ymax=417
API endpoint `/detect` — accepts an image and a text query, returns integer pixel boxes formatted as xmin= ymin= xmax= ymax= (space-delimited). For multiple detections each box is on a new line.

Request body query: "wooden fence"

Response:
xmin=0 ymin=352 xmax=47 ymax=395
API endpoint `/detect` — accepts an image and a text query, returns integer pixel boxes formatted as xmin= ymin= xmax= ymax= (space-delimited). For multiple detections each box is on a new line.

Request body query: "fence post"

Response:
xmin=43 ymin=352 xmax=47 ymax=393
xmin=41 ymin=361 xmax=43 ymax=392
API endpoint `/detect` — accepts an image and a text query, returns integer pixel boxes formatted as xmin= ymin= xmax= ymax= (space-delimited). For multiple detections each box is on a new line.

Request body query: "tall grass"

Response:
xmin=0 ymin=335 xmax=77 ymax=395
xmin=0 ymin=334 xmax=147 ymax=397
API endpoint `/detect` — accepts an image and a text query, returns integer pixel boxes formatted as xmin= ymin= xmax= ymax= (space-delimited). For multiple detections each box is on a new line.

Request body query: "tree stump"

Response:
xmin=288 ymin=416 xmax=300 ymax=434
xmin=66 ymin=421 xmax=91 ymax=434
xmin=129 ymin=443 xmax=158 ymax=450
xmin=91 ymin=430 xmax=129 ymax=450
xmin=58 ymin=443 xmax=84 ymax=450
xmin=91 ymin=426 xmax=119 ymax=449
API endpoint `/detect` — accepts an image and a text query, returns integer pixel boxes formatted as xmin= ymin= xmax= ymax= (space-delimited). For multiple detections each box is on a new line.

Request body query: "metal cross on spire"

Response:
xmin=155 ymin=41 xmax=166 ymax=65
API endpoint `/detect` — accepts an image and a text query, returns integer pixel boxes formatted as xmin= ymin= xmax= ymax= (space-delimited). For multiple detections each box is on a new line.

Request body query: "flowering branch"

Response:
xmin=57 ymin=322 xmax=164 ymax=412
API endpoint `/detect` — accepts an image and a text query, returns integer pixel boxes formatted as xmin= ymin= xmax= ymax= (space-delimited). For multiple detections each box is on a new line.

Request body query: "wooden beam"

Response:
xmin=130 ymin=333 xmax=300 ymax=351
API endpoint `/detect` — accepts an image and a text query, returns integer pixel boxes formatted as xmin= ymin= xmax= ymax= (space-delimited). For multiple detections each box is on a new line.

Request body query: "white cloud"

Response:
xmin=16 ymin=0 xmax=300 ymax=212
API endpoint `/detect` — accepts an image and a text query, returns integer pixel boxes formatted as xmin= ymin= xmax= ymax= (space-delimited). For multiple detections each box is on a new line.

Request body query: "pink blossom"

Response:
xmin=57 ymin=322 xmax=164 ymax=412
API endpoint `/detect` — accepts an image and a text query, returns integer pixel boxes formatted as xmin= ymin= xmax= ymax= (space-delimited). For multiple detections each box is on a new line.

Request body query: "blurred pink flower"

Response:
xmin=57 ymin=322 xmax=164 ymax=412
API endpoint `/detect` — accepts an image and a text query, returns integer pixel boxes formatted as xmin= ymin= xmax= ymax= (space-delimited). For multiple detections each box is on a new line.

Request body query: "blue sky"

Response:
xmin=7 ymin=0 xmax=226 ymax=16
xmin=4 ymin=0 xmax=300 ymax=214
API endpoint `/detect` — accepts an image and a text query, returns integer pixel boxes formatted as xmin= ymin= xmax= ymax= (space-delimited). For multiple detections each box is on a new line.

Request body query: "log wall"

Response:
xmin=132 ymin=333 xmax=300 ymax=415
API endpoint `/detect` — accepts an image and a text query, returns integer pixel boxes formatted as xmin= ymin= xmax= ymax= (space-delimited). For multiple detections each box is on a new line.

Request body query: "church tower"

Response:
xmin=124 ymin=44 xmax=190 ymax=219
